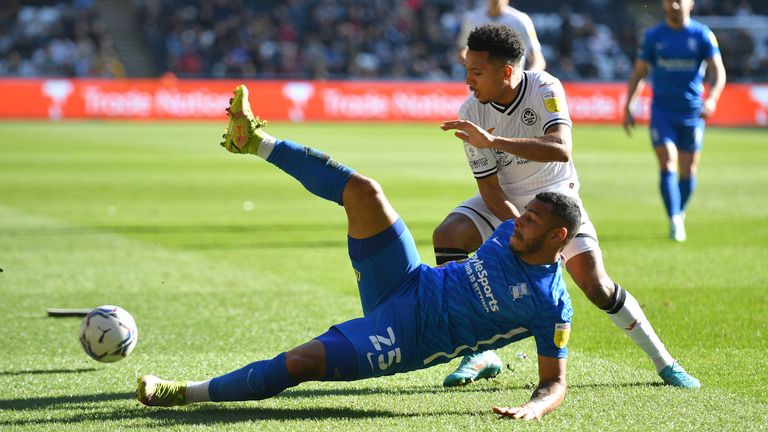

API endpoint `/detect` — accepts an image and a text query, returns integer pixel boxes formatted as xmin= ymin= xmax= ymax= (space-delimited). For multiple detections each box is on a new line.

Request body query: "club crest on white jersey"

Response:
xmin=459 ymin=71 xmax=578 ymax=197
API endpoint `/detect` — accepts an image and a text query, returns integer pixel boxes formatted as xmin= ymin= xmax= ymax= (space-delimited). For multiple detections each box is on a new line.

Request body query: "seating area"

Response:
xmin=0 ymin=0 xmax=124 ymax=77
xmin=1 ymin=0 xmax=766 ymax=81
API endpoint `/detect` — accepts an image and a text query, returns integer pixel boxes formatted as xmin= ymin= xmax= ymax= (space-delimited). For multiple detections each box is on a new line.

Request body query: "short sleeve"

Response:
xmin=536 ymin=77 xmax=572 ymax=133
xmin=531 ymin=321 xmax=569 ymax=358
xmin=459 ymin=99 xmax=498 ymax=179
xmin=464 ymin=143 xmax=498 ymax=179
xmin=638 ymin=30 xmax=654 ymax=63
xmin=702 ymin=27 xmax=720 ymax=59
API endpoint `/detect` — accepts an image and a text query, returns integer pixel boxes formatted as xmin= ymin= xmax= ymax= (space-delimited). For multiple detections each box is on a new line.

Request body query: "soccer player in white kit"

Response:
xmin=436 ymin=23 xmax=700 ymax=388
xmin=456 ymin=0 xmax=545 ymax=71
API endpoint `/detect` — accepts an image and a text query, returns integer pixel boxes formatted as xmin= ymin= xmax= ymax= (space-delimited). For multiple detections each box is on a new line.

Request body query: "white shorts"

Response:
xmin=451 ymin=193 xmax=600 ymax=262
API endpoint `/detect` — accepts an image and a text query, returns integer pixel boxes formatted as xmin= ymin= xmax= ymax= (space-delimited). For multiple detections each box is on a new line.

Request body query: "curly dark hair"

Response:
xmin=534 ymin=192 xmax=582 ymax=244
xmin=467 ymin=23 xmax=525 ymax=66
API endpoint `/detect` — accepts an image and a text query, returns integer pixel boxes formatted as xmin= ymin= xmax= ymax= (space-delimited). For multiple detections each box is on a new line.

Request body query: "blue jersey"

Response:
xmin=639 ymin=20 xmax=720 ymax=117
xmin=335 ymin=218 xmax=571 ymax=379
xmin=418 ymin=220 xmax=572 ymax=364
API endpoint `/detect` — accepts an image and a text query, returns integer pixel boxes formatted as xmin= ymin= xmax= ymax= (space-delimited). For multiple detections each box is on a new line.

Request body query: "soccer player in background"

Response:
xmin=434 ymin=24 xmax=700 ymax=388
xmin=138 ymin=84 xmax=581 ymax=420
xmin=456 ymin=0 xmax=545 ymax=71
xmin=623 ymin=0 xmax=726 ymax=241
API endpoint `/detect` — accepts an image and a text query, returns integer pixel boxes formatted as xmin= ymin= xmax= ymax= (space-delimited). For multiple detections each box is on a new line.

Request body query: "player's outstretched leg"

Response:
xmin=218 ymin=85 xmax=397 ymax=239
xmin=137 ymin=328 xmax=362 ymax=407
xmin=443 ymin=350 xmax=503 ymax=387
xmin=220 ymin=84 xmax=355 ymax=207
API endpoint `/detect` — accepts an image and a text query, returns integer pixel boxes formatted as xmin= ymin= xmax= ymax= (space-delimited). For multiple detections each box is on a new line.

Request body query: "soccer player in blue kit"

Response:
xmin=137 ymin=85 xmax=582 ymax=420
xmin=623 ymin=0 xmax=726 ymax=241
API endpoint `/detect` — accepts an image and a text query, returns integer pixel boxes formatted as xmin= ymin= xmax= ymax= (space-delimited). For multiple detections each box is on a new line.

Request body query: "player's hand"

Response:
xmin=700 ymin=97 xmax=718 ymax=119
xmin=441 ymin=120 xmax=495 ymax=148
xmin=622 ymin=110 xmax=635 ymax=136
xmin=493 ymin=405 xmax=541 ymax=420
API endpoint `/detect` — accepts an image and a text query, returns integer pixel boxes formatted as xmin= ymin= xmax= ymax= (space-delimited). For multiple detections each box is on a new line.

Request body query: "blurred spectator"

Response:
xmin=0 ymin=0 xmax=125 ymax=78
xmin=1 ymin=0 xmax=766 ymax=81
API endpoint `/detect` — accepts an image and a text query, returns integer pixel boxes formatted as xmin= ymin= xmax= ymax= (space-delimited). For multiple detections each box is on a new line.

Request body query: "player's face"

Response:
xmin=663 ymin=0 xmax=693 ymax=25
xmin=509 ymin=199 xmax=559 ymax=256
xmin=464 ymin=50 xmax=511 ymax=104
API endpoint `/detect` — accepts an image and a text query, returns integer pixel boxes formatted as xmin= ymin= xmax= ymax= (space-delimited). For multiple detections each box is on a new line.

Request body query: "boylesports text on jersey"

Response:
xmin=465 ymin=255 xmax=499 ymax=313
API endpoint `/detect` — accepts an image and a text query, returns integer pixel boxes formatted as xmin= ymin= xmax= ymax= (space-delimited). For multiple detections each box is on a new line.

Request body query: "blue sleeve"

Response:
xmin=701 ymin=26 xmax=720 ymax=59
xmin=530 ymin=284 xmax=572 ymax=358
xmin=531 ymin=320 xmax=569 ymax=359
xmin=638 ymin=29 xmax=655 ymax=63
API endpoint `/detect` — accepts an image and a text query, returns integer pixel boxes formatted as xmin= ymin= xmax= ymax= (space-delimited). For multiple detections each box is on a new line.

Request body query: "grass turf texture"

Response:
xmin=0 ymin=121 xmax=766 ymax=431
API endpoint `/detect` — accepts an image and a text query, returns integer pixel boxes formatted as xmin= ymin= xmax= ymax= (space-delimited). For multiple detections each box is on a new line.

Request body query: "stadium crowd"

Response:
xmin=0 ymin=0 xmax=125 ymax=77
xmin=133 ymin=0 xmax=640 ymax=81
xmin=1 ymin=0 xmax=766 ymax=81
xmin=132 ymin=0 xmax=768 ymax=82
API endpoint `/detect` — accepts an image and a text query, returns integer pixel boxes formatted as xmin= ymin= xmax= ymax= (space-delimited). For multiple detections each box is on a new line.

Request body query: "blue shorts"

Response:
xmin=650 ymin=109 xmax=705 ymax=153
xmin=332 ymin=218 xmax=427 ymax=379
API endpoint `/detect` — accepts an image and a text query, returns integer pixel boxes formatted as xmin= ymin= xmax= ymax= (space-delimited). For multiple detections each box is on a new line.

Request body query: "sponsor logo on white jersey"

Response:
xmin=491 ymin=148 xmax=515 ymax=166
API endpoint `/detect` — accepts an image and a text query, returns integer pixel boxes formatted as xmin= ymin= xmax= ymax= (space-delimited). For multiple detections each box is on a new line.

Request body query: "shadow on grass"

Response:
xmin=0 ymin=380 xmax=668 ymax=428
xmin=279 ymin=384 xmax=515 ymax=399
xmin=0 ymin=391 xmax=135 ymax=410
xmin=149 ymin=405 xmax=417 ymax=422
xmin=0 ymin=383 xmax=502 ymax=413
xmin=0 ymin=382 xmax=509 ymax=427
xmin=0 ymin=367 xmax=98 ymax=376
xmin=569 ymin=381 xmax=666 ymax=389
xmin=0 ymin=399 xmax=449 ymax=428
xmin=0 ymin=406 xmax=420 ymax=429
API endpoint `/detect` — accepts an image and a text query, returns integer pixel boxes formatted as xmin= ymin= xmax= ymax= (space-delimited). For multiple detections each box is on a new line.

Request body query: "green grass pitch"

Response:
xmin=0 ymin=120 xmax=766 ymax=431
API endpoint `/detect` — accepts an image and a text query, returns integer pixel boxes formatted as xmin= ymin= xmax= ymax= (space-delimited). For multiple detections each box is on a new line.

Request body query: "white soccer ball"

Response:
xmin=79 ymin=305 xmax=138 ymax=363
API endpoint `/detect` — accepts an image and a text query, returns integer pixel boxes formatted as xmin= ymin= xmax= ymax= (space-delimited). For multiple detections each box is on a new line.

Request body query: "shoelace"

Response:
xmin=153 ymin=381 xmax=185 ymax=403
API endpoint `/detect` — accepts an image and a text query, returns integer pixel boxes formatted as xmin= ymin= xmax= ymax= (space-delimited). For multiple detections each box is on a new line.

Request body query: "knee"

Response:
xmin=345 ymin=174 xmax=383 ymax=204
xmin=579 ymin=281 xmax=615 ymax=309
xmin=432 ymin=221 xmax=456 ymax=247
xmin=285 ymin=350 xmax=324 ymax=382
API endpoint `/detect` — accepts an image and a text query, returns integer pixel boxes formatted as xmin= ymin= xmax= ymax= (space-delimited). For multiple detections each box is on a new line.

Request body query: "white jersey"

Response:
xmin=460 ymin=70 xmax=578 ymax=199
xmin=457 ymin=6 xmax=541 ymax=56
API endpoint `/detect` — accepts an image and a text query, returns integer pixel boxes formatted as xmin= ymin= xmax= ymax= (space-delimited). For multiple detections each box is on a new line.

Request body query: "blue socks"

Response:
xmin=679 ymin=176 xmax=696 ymax=212
xmin=659 ymin=170 xmax=681 ymax=218
xmin=660 ymin=171 xmax=697 ymax=217
xmin=207 ymin=329 xmax=360 ymax=402
xmin=208 ymin=352 xmax=297 ymax=402
xmin=267 ymin=139 xmax=355 ymax=206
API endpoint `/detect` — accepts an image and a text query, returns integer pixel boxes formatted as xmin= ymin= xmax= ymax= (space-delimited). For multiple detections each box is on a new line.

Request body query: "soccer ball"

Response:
xmin=79 ymin=305 xmax=138 ymax=363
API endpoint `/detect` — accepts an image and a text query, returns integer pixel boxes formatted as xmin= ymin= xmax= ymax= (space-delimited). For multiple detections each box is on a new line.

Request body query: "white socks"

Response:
xmin=607 ymin=288 xmax=675 ymax=372
xmin=256 ymin=133 xmax=277 ymax=159
xmin=185 ymin=380 xmax=211 ymax=403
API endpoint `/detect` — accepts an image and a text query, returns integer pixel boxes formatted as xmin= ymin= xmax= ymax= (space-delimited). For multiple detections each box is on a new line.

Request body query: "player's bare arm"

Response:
xmin=442 ymin=120 xmax=571 ymax=162
xmin=477 ymin=173 xmax=521 ymax=221
xmin=493 ymin=356 xmax=566 ymax=420
xmin=701 ymin=54 xmax=726 ymax=119
xmin=623 ymin=59 xmax=651 ymax=136
xmin=526 ymin=49 xmax=546 ymax=72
